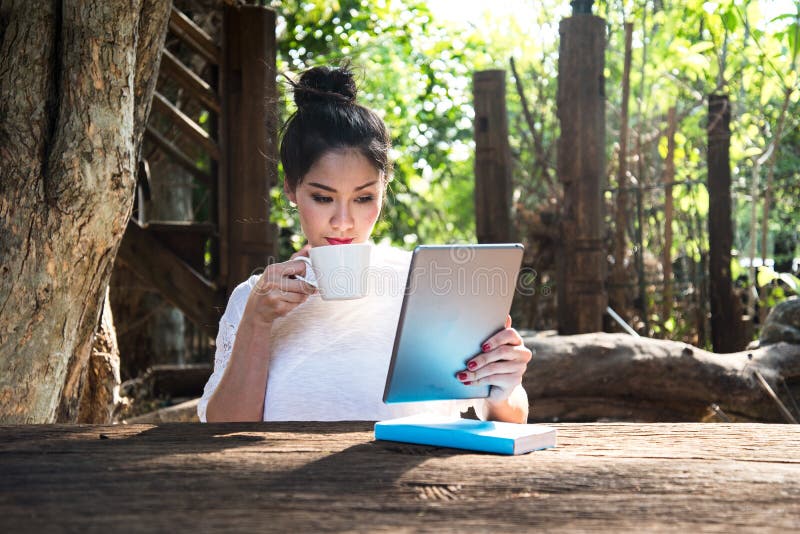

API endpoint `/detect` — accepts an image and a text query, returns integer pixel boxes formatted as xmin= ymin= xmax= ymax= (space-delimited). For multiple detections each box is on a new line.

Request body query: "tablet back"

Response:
xmin=383 ymin=244 xmax=524 ymax=403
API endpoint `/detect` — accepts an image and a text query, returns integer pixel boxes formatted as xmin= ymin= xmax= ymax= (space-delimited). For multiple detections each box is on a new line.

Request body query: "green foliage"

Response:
xmin=263 ymin=0 xmax=799 ymax=341
xmin=269 ymin=0 xmax=491 ymax=254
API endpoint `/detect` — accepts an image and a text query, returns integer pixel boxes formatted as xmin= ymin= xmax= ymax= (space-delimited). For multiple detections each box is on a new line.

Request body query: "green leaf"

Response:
xmin=731 ymin=257 xmax=743 ymax=281
xmin=757 ymin=266 xmax=779 ymax=288
xmin=720 ymin=9 xmax=738 ymax=32
xmin=688 ymin=41 xmax=716 ymax=54
xmin=789 ymin=22 xmax=800 ymax=63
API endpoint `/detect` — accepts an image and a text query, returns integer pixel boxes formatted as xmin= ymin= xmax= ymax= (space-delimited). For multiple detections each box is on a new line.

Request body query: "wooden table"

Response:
xmin=1 ymin=423 xmax=799 ymax=532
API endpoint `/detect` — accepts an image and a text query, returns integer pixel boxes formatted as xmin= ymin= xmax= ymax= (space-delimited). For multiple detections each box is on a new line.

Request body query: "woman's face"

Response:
xmin=284 ymin=149 xmax=383 ymax=248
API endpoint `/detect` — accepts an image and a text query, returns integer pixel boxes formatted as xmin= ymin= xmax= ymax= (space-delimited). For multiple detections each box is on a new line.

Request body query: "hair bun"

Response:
xmin=293 ymin=65 xmax=358 ymax=108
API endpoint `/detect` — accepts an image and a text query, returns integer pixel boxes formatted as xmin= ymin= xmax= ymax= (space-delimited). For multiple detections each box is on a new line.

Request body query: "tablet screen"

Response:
xmin=383 ymin=243 xmax=524 ymax=403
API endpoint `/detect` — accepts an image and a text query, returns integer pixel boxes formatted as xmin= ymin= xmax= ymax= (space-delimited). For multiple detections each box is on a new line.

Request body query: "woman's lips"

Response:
xmin=325 ymin=237 xmax=354 ymax=245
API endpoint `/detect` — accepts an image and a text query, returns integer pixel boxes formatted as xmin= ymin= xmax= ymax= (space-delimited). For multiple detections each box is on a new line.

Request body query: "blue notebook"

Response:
xmin=374 ymin=415 xmax=557 ymax=455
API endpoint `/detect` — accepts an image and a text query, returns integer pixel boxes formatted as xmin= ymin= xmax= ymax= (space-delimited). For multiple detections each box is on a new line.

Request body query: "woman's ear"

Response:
xmin=283 ymin=179 xmax=297 ymax=204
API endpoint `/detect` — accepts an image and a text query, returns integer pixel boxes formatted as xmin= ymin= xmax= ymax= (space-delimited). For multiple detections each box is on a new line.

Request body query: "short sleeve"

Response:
xmin=197 ymin=277 xmax=257 ymax=422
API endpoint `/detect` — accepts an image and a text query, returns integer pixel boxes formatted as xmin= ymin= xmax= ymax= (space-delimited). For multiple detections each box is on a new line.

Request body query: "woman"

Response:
xmin=199 ymin=64 xmax=532 ymax=423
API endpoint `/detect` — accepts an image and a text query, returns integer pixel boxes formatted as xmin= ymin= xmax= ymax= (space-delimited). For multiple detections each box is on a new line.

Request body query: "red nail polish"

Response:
xmin=482 ymin=343 xmax=491 ymax=352
xmin=464 ymin=381 xmax=472 ymax=385
xmin=457 ymin=372 xmax=468 ymax=381
xmin=467 ymin=361 xmax=477 ymax=370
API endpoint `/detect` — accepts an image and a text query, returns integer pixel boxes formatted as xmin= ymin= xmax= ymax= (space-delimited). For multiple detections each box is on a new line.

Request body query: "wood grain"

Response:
xmin=556 ymin=15 xmax=607 ymax=334
xmin=1 ymin=423 xmax=797 ymax=532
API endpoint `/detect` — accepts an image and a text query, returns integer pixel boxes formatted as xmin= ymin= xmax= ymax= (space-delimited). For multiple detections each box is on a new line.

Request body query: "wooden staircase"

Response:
xmin=116 ymin=4 xmax=278 ymax=337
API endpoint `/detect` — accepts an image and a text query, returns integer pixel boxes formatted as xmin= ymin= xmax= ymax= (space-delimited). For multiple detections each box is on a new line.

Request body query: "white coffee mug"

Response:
xmin=295 ymin=243 xmax=372 ymax=300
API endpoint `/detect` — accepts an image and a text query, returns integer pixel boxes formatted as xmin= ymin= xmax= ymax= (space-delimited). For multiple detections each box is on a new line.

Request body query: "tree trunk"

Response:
xmin=473 ymin=70 xmax=514 ymax=244
xmin=0 ymin=0 xmax=170 ymax=423
xmin=706 ymin=94 xmax=741 ymax=353
xmin=610 ymin=22 xmax=633 ymax=323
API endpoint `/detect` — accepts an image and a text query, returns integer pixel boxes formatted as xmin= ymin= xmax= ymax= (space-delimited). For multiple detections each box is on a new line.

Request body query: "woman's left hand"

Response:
xmin=456 ymin=315 xmax=532 ymax=403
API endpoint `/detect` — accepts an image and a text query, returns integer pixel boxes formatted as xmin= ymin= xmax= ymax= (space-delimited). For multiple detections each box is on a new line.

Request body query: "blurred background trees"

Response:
xmin=267 ymin=0 xmax=799 ymax=345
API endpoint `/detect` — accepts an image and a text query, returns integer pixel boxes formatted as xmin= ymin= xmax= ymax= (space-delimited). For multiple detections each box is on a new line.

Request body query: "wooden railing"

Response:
xmin=118 ymin=5 xmax=277 ymax=337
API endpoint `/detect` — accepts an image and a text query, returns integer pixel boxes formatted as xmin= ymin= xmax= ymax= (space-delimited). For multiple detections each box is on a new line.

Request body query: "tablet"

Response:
xmin=383 ymin=243 xmax=524 ymax=403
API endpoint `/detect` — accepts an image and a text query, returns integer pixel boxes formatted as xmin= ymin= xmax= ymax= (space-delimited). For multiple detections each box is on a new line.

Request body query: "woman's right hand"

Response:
xmin=244 ymin=244 xmax=317 ymax=326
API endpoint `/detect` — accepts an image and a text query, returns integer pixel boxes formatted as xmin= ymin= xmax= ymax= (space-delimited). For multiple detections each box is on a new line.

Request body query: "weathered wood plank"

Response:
xmin=151 ymin=92 xmax=220 ymax=160
xmin=168 ymin=7 xmax=220 ymax=65
xmin=0 ymin=423 xmax=798 ymax=532
xmin=159 ymin=49 xmax=220 ymax=114
xmin=145 ymin=221 xmax=216 ymax=273
xmin=144 ymin=125 xmax=213 ymax=188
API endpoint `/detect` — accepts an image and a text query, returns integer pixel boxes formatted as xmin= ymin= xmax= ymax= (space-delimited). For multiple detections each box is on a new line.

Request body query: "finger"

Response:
xmin=457 ymin=359 xmax=526 ymax=382
xmin=255 ymin=275 xmax=316 ymax=296
xmin=466 ymin=344 xmax=532 ymax=372
xmin=276 ymin=289 xmax=308 ymax=304
xmin=478 ymin=327 xmax=524 ymax=354
xmin=275 ymin=276 xmax=318 ymax=295
xmin=505 ymin=315 xmax=512 ymax=328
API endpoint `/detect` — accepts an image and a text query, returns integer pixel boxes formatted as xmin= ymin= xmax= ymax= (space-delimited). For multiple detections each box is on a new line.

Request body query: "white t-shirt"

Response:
xmin=198 ymin=243 xmax=476 ymax=421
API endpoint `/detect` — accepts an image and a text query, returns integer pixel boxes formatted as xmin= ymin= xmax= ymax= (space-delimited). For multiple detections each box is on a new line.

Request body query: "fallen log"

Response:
xmin=121 ymin=363 xmax=212 ymax=400
xmin=123 ymin=398 xmax=199 ymax=424
xmin=522 ymin=332 xmax=800 ymax=423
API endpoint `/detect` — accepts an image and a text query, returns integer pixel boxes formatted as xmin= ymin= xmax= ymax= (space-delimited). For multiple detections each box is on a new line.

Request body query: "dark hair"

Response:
xmin=280 ymin=64 xmax=393 ymax=193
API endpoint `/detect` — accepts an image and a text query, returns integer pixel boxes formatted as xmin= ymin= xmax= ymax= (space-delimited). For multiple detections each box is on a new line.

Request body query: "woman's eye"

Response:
xmin=311 ymin=194 xmax=374 ymax=204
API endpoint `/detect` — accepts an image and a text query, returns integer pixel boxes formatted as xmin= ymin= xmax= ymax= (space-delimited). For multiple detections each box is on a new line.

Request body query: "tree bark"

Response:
xmin=523 ymin=332 xmax=800 ymax=423
xmin=73 ymin=286 xmax=125 ymax=424
xmin=0 ymin=0 xmax=170 ymax=423
xmin=473 ymin=70 xmax=514 ymax=244
xmin=556 ymin=14 xmax=607 ymax=334
xmin=707 ymin=94 xmax=741 ymax=353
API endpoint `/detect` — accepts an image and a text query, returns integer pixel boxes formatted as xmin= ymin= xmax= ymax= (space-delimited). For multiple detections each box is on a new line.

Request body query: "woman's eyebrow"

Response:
xmin=307 ymin=180 xmax=377 ymax=192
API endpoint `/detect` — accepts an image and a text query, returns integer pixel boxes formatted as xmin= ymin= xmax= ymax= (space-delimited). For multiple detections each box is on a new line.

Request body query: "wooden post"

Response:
xmin=221 ymin=5 xmax=278 ymax=295
xmin=707 ymin=94 xmax=741 ymax=353
xmin=556 ymin=6 xmax=607 ymax=334
xmin=473 ymin=70 xmax=514 ymax=244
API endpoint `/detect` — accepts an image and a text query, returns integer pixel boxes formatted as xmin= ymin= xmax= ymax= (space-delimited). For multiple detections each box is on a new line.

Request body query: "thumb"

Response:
xmin=505 ymin=315 xmax=512 ymax=328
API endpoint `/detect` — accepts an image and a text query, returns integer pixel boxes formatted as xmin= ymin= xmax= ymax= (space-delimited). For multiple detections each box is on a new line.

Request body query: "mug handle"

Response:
xmin=293 ymin=256 xmax=318 ymax=288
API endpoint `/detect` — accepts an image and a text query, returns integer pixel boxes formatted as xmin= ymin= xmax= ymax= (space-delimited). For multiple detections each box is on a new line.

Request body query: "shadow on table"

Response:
xmin=262 ymin=439 xmax=460 ymax=495
xmin=2 ymin=422 xmax=461 ymax=505
xmin=0 ymin=421 xmax=374 ymax=458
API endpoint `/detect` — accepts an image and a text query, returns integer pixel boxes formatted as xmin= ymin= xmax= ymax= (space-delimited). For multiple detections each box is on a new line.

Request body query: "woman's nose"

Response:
xmin=330 ymin=203 xmax=355 ymax=230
